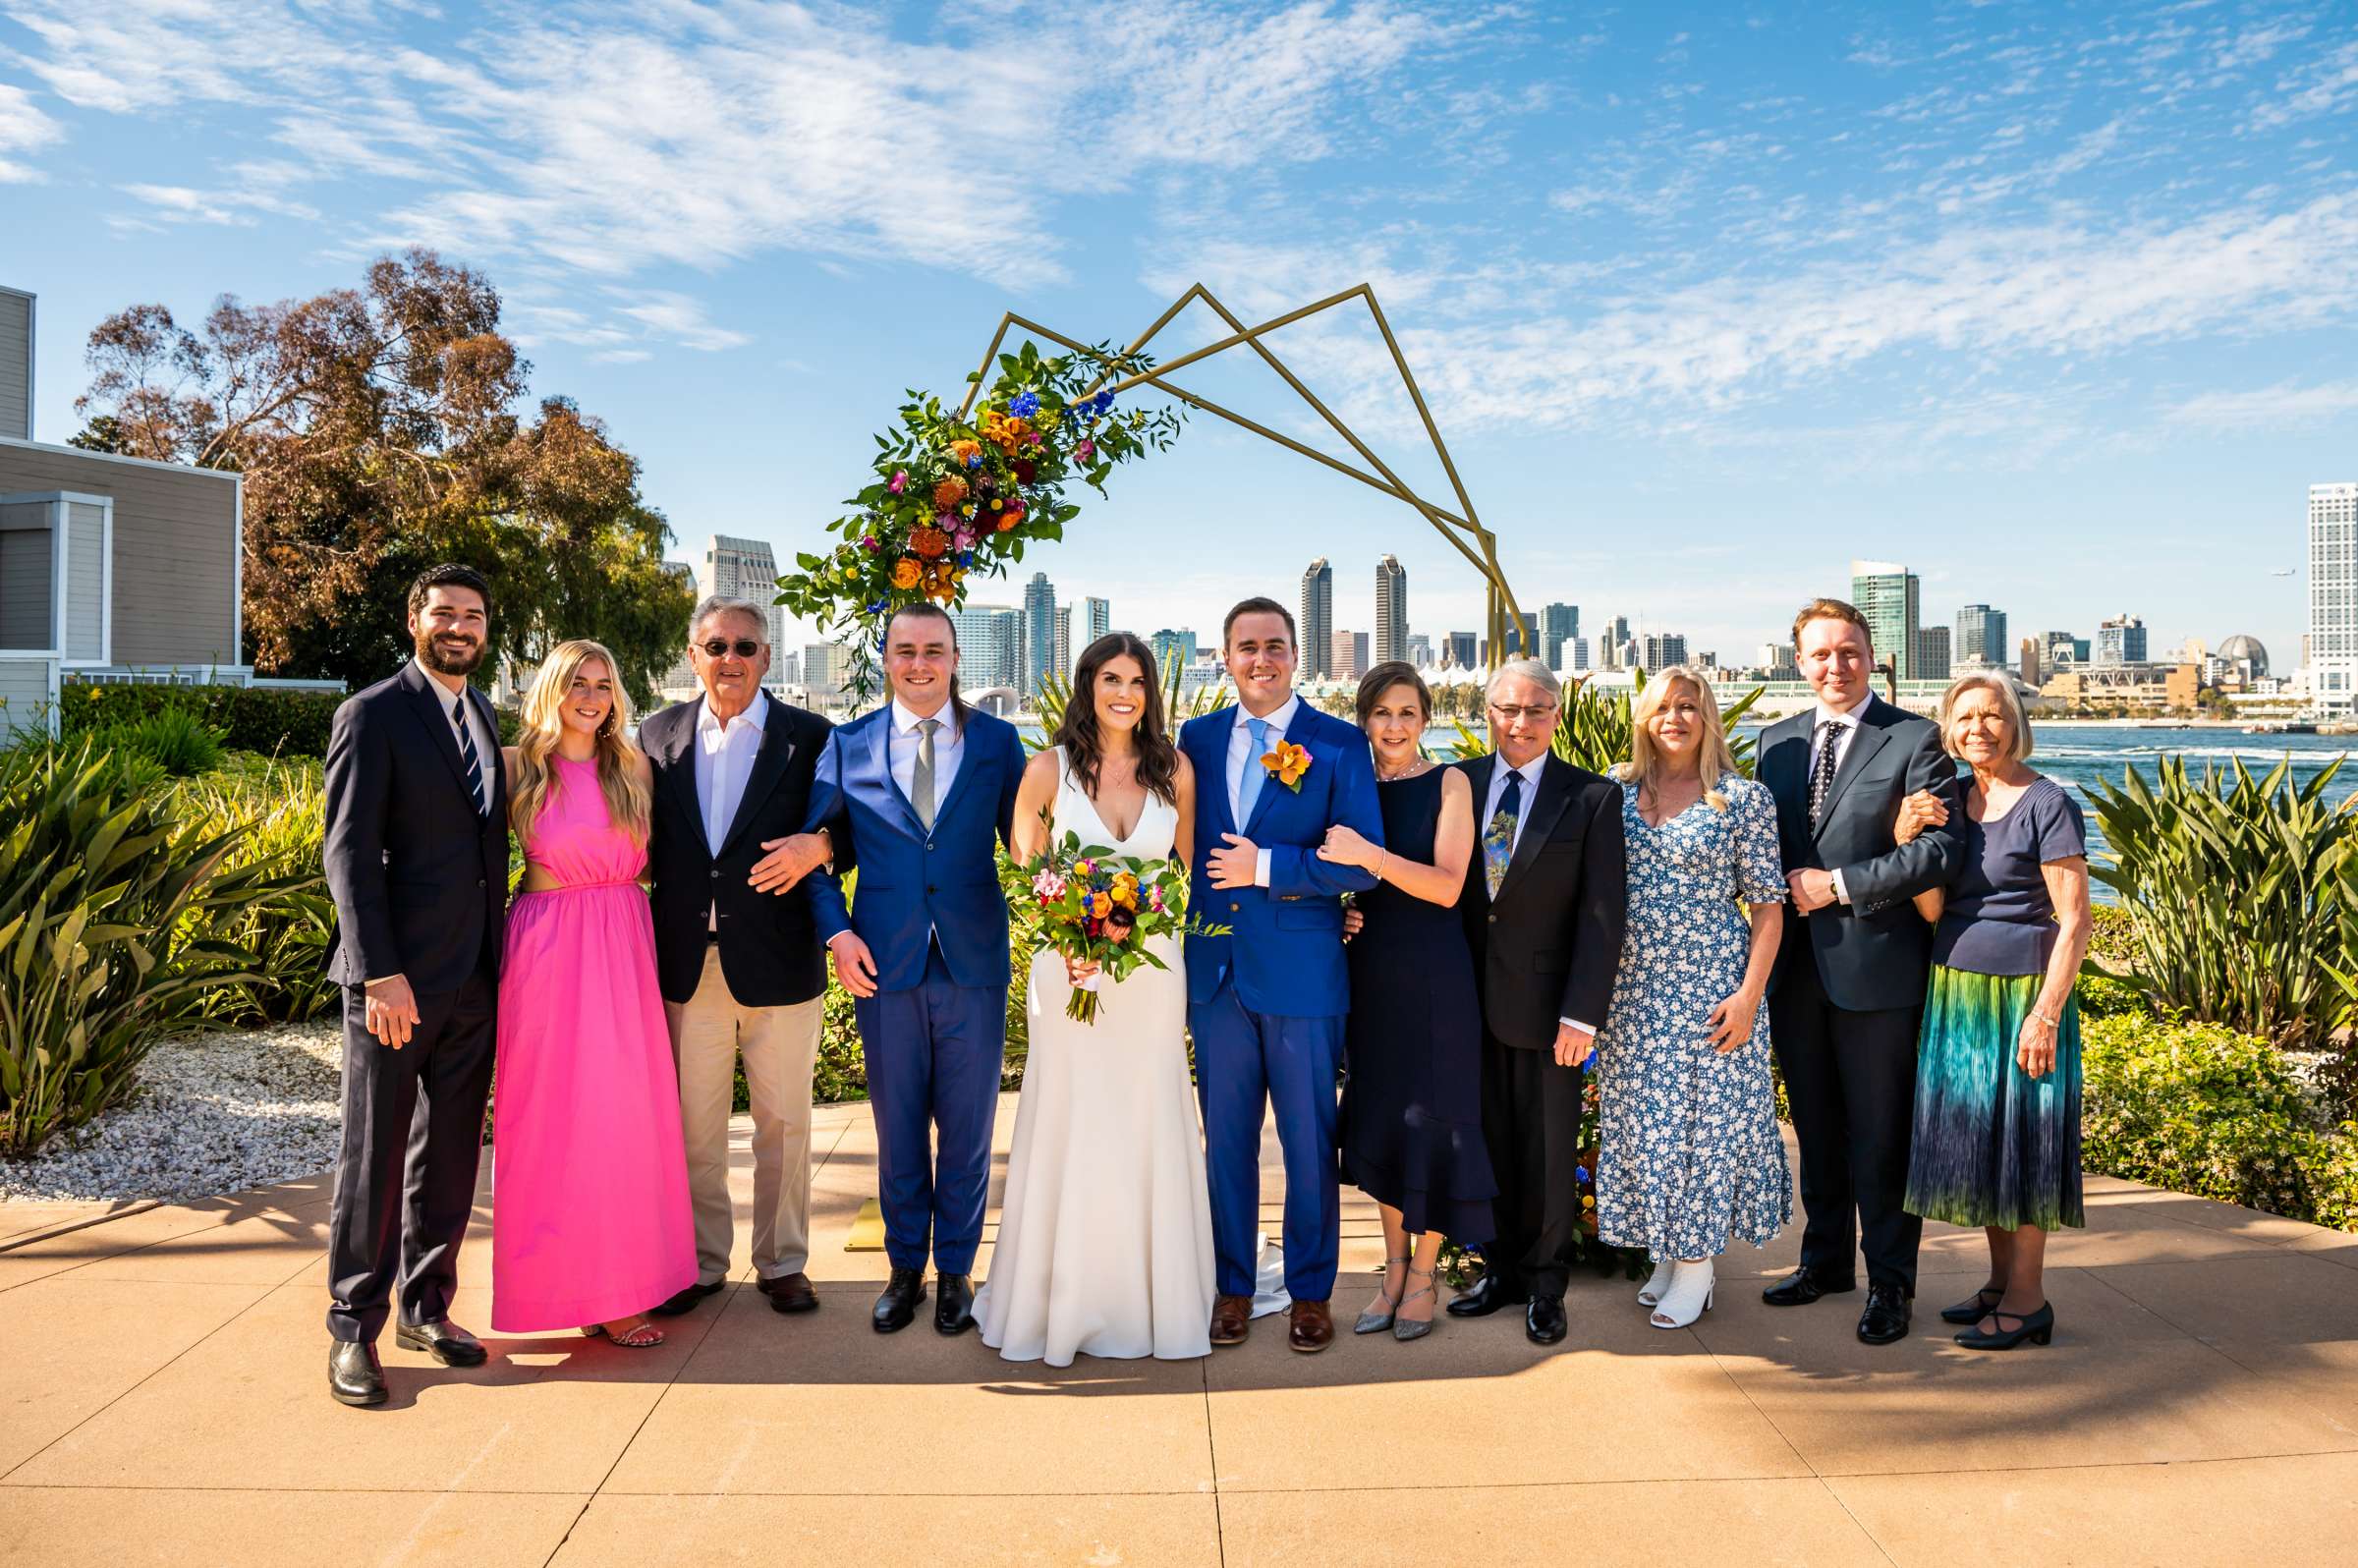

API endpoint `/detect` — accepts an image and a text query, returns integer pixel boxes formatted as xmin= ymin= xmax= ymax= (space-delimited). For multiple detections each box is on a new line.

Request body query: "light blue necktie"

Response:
xmin=1237 ymin=716 xmax=1271 ymax=825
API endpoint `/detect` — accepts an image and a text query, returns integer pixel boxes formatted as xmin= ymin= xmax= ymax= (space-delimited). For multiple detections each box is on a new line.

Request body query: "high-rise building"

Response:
xmin=1023 ymin=571 xmax=1057 ymax=695
xmin=2310 ymin=484 xmax=2358 ymax=712
xmin=2096 ymin=613 xmax=2149 ymax=667
xmin=771 ymin=650 xmax=800 ymax=688
xmin=1082 ymin=596 xmax=1111 ymax=648
xmin=659 ymin=559 xmax=700 ymax=692
xmin=1916 ymin=625 xmax=1952 ymax=681
xmin=1150 ymin=628 xmax=1197 ymax=680
xmin=1541 ymin=603 xmax=1580 ymax=669
xmin=1954 ymin=603 xmax=2008 ymax=668
xmin=1597 ymin=613 xmax=1632 ymax=670
xmin=947 ymin=603 xmax=1025 ymax=691
xmin=1330 ymin=629 xmax=1369 ymax=681
xmin=802 ymin=643 xmax=841 ymax=702
xmin=2019 ymin=636 xmax=2043 ymax=687
xmin=1757 ymin=642 xmax=1799 ymax=679
xmin=1443 ymin=631 xmax=1478 ymax=670
xmin=1374 ymin=555 xmax=1408 ymax=666
xmin=1406 ymin=633 xmax=1432 ymax=668
xmin=1850 ymin=560 xmax=1920 ymax=681
xmin=1299 ymin=559 xmax=1334 ymax=679
xmin=1568 ymin=637 xmax=1591 ymax=672
xmin=1640 ymin=632 xmax=1689 ymax=669
xmin=702 ymin=535 xmax=787 ymax=654
xmin=2038 ymin=630 xmax=2089 ymax=666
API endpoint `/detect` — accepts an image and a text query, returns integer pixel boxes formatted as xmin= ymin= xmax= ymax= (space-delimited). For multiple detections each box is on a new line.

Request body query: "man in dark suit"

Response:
xmin=320 ymin=564 xmax=509 ymax=1407
xmin=1758 ymin=597 xmax=1962 ymax=1345
xmin=1443 ymin=658 xmax=1628 ymax=1345
xmin=635 ymin=597 xmax=836 ymax=1320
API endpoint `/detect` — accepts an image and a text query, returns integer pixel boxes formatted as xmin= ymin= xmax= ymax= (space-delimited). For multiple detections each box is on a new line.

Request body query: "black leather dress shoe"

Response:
xmin=1761 ymin=1267 xmax=1859 ymax=1307
xmin=872 ymin=1266 xmax=926 ymax=1333
xmin=760 ymin=1272 xmax=819 ymax=1315
xmin=1524 ymin=1294 xmax=1568 ymax=1345
xmin=650 ymin=1280 xmax=724 ymax=1317
xmin=1858 ymin=1282 xmax=1913 ymax=1345
xmin=934 ymin=1273 xmax=977 ymax=1336
xmin=329 ymin=1341 xmax=386 ymax=1407
xmin=394 ymin=1318 xmax=487 ymax=1368
xmin=1445 ymin=1270 xmax=1528 ymax=1318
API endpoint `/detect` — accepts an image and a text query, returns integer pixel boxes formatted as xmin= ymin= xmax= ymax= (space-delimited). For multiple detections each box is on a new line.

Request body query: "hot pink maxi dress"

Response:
xmin=491 ymin=756 xmax=697 ymax=1331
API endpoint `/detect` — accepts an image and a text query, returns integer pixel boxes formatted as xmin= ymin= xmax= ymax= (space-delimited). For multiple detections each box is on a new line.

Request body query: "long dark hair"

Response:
xmin=1054 ymin=632 xmax=1181 ymax=806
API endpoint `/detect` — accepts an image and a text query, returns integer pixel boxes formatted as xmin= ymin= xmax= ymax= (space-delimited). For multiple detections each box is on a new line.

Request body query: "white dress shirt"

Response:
xmin=1481 ymin=750 xmax=1595 ymax=1039
xmin=887 ymin=698 xmax=966 ymax=814
xmin=415 ymin=657 xmax=498 ymax=808
xmin=1226 ymin=694 xmax=1301 ymax=887
xmin=698 ymin=691 xmax=769 ymax=927
xmin=1809 ymin=692 xmax=1875 ymax=906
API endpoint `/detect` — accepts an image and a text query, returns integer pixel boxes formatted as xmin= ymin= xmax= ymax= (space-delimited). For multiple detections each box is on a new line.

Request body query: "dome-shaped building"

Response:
xmin=2218 ymin=634 xmax=2269 ymax=677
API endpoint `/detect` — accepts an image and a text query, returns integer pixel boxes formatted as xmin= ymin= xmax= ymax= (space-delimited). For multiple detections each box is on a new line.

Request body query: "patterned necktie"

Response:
xmin=1237 ymin=716 xmax=1271 ymax=825
xmin=452 ymin=697 xmax=486 ymax=816
xmin=913 ymin=718 xmax=940 ymax=829
xmin=1484 ymin=766 xmax=1523 ymax=896
xmin=1808 ymin=718 xmax=1843 ymax=829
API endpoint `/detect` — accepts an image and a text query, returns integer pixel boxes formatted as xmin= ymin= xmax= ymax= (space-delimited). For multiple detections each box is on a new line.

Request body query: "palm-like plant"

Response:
xmin=1028 ymin=662 xmax=1229 ymax=747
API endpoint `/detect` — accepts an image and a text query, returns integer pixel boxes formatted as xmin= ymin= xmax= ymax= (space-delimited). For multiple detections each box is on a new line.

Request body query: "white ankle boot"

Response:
xmin=1638 ymin=1257 xmax=1677 ymax=1308
xmin=1650 ymin=1259 xmax=1714 ymax=1329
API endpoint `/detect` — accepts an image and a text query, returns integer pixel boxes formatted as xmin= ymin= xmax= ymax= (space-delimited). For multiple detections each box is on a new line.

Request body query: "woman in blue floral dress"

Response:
xmin=1595 ymin=668 xmax=1792 ymax=1329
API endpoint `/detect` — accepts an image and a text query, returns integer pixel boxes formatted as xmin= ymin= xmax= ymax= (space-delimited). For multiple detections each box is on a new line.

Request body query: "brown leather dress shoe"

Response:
xmin=1288 ymin=1299 xmax=1334 ymax=1354
xmin=759 ymin=1272 xmax=819 ymax=1315
xmin=1209 ymin=1293 xmax=1253 ymax=1346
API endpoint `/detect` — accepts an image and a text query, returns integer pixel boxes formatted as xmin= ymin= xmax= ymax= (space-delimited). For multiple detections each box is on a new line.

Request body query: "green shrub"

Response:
xmin=62 ymin=683 xmax=344 ymax=758
xmin=173 ymin=757 xmax=337 ymax=1026
xmin=2085 ymin=901 xmax=2138 ymax=972
xmin=91 ymin=708 xmax=226 ymax=778
xmin=0 ymin=739 xmax=309 ymax=1154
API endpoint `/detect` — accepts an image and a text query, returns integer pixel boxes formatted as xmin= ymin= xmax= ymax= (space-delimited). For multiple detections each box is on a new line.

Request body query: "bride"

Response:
xmin=976 ymin=632 xmax=1218 ymax=1366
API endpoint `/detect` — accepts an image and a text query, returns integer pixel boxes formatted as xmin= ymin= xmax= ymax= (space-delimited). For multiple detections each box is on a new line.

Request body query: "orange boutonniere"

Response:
xmin=1263 ymin=741 xmax=1313 ymax=793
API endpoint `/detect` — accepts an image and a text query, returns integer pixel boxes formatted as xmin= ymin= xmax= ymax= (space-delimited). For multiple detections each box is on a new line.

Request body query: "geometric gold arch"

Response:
xmin=953 ymin=284 xmax=1529 ymax=670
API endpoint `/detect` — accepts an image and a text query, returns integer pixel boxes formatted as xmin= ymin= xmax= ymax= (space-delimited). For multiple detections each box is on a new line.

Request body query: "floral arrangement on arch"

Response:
xmin=776 ymin=340 xmax=1184 ymax=702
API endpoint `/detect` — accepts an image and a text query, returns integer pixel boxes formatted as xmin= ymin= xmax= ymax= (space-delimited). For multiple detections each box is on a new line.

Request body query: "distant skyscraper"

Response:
xmin=1444 ymin=631 xmax=1478 ymax=671
xmin=1850 ymin=560 xmax=1921 ymax=681
xmin=1597 ymin=613 xmax=1632 ymax=670
xmin=802 ymin=643 xmax=840 ymax=701
xmin=1299 ymin=558 xmax=1334 ymax=679
xmin=1541 ymin=602 xmax=1579 ymax=668
xmin=1406 ymin=633 xmax=1432 ymax=669
xmin=1150 ymin=628 xmax=1197 ymax=680
xmin=1569 ymin=637 xmax=1591 ymax=672
xmin=947 ymin=603 xmax=1025 ymax=691
xmin=2096 ymin=613 xmax=2148 ymax=667
xmin=2312 ymin=483 xmax=2358 ymax=712
xmin=2038 ymin=630 xmax=2088 ymax=666
xmin=1083 ymin=596 xmax=1111 ymax=647
xmin=659 ymin=559 xmax=700 ymax=691
xmin=1024 ymin=571 xmax=1057 ymax=694
xmin=1640 ymin=632 xmax=1689 ymax=669
xmin=1330 ymin=629 xmax=1369 ymax=681
xmin=2019 ymin=636 xmax=2043 ymax=687
xmin=771 ymin=650 xmax=800 ymax=688
xmin=1374 ymin=555 xmax=1408 ymax=665
xmin=1916 ymin=625 xmax=1951 ymax=681
xmin=1954 ymin=603 xmax=2007 ymax=667
xmin=702 ymin=535 xmax=787 ymax=654
xmin=1758 ymin=642 xmax=1798 ymax=679
xmin=1053 ymin=604 xmax=1071 ymax=682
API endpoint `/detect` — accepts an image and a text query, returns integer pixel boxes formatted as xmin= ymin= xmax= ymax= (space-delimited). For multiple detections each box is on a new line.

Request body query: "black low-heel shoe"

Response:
xmin=1955 ymin=1302 xmax=2053 ymax=1350
xmin=1938 ymin=1286 xmax=2004 ymax=1325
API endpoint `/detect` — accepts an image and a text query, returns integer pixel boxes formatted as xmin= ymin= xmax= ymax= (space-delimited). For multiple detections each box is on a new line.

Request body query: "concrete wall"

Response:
xmin=0 ymin=289 xmax=29 ymax=443
xmin=0 ymin=441 xmax=239 ymax=666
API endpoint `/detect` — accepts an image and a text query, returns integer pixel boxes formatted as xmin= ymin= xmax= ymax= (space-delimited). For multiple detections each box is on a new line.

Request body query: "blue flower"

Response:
xmin=1582 ymin=1048 xmax=1598 ymax=1069
xmin=957 ymin=550 xmax=975 ymax=567
xmin=1573 ymin=1163 xmax=1591 ymax=1184
xmin=1010 ymin=390 xmax=1040 ymax=418
xmin=965 ymin=452 xmax=982 ymax=469
xmin=1091 ymin=390 xmax=1115 ymax=415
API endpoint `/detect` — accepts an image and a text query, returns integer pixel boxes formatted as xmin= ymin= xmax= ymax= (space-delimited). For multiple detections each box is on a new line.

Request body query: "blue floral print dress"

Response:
xmin=1594 ymin=774 xmax=1794 ymax=1260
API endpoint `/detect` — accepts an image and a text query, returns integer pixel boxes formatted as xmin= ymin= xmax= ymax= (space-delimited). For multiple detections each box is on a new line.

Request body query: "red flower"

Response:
xmin=1013 ymin=458 xmax=1038 ymax=484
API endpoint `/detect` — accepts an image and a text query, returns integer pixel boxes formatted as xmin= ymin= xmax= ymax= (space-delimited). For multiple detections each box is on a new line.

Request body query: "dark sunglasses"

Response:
xmin=697 ymin=638 xmax=762 ymax=659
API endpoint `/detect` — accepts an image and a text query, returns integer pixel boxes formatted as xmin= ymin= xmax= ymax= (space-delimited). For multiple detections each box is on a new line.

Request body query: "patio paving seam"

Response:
xmin=535 ymin=1294 xmax=721 ymax=1568
xmin=1199 ymin=1355 xmax=1227 ymax=1568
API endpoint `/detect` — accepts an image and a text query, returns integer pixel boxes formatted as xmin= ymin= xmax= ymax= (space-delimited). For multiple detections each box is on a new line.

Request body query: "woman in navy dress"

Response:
xmin=1316 ymin=662 xmax=1494 ymax=1343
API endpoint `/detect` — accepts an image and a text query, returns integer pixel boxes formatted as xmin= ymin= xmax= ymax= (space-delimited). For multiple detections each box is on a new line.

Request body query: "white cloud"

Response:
xmin=2251 ymin=39 xmax=2358 ymax=131
xmin=0 ymin=84 xmax=64 ymax=183
xmin=2164 ymin=379 xmax=2358 ymax=428
xmin=615 ymin=292 xmax=752 ymax=353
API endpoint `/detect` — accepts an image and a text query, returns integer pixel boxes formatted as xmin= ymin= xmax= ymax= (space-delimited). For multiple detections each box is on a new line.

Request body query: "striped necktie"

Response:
xmin=452 ymin=697 xmax=487 ymax=817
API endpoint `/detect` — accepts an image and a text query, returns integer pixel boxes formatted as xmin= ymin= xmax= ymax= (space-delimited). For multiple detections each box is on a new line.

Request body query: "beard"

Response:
xmin=418 ymin=628 xmax=485 ymax=677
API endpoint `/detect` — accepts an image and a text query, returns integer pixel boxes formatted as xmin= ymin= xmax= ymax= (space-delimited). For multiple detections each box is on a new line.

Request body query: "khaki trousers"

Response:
xmin=665 ymin=945 xmax=822 ymax=1284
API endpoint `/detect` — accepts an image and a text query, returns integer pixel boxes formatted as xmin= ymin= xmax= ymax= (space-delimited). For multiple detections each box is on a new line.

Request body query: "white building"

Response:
xmin=701 ymin=535 xmax=788 ymax=659
xmin=1374 ymin=555 xmax=1407 ymax=666
xmin=1299 ymin=558 xmax=1333 ymax=680
xmin=2310 ymin=484 xmax=2358 ymax=715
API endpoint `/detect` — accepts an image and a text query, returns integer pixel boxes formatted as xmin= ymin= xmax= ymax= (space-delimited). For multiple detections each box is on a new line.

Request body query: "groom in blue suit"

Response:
xmin=803 ymin=604 xmax=1026 ymax=1338
xmin=1180 ymin=596 xmax=1384 ymax=1353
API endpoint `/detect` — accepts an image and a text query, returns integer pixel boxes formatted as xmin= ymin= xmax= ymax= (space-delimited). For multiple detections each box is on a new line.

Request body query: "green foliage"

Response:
xmin=63 ymin=682 xmax=343 ymax=758
xmin=89 ymin=707 xmax=225 ymax=778
xmin=2081 ymin=1008 xmax=2357 ymax=1228
xmin=0 ymin=739 xmax=310 ymax=1154
xmin=2086 ymin=756 xmax=2358 ymax=1049
xmin=1028 ymin=660 xmax=1228 ymax=751
xmin=172 ymin=757 xmax=338 ymax=1026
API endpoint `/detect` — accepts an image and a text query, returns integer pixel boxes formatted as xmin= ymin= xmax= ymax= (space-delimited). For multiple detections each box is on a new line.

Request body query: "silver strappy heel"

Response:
xmin=1393 ymin=1263 xmax=1440 ymax=1342
xmin=1355 ymin=1255 xmax=1412 ymax=1334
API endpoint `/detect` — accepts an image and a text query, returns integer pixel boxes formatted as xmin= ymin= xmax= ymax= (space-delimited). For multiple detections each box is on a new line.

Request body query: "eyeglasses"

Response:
xmin=1488 ymin=702 xmax=1557 ymax=724
xmin=697 ymin=639 xmax=763 ymax=659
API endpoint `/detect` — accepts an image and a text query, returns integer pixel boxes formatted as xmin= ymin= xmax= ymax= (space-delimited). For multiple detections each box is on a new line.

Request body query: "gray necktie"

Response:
xmin=1808 ymin=719 xmax=1842 ymax=829
xmin=913 ymin=718 xmax=940 ymax=829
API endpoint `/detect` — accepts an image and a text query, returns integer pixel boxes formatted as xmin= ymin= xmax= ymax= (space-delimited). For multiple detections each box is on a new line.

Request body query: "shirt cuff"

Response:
xmin=1254 ymin=848 xmax=1271 ymax=887
xmin=1558 ymin=1018 xmax=1597 ymax=1036
xmin=1830 ymin=868 xmax=1851 ymax=905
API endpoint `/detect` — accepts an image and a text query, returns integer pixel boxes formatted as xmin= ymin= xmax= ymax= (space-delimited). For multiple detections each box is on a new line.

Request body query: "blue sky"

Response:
xmin=4 ymin=0 xmax=2355 ymax=672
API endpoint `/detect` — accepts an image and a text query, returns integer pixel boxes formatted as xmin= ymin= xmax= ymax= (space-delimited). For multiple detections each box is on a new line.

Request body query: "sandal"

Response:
xmin=581 ymin=1318 xmax=666 ymax=1349
xmin=1393 ymin=1263 xmax=1440 ymax=1343
xmin=1355 ymin=1255 xmax=1412 ymax=1335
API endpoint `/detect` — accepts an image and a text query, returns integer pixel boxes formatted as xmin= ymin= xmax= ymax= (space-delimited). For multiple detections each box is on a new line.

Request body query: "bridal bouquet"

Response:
xmin=1001 ymin=829 xmax=1225 ymax=1025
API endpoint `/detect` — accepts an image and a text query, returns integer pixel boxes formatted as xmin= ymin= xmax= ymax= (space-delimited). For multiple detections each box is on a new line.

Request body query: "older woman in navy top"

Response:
xmin=1891 ymin=673 xmax=2091 ymax=1351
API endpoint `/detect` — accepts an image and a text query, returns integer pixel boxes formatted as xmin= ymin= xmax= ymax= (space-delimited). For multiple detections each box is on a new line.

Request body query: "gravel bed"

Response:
xmin=0 ymin=1023 xmax=346 ymax=1204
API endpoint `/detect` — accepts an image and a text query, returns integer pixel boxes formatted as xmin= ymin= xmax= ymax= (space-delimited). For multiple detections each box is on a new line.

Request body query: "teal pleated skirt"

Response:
xmin=1903 ymin=965 xmax=2084 ymax=1232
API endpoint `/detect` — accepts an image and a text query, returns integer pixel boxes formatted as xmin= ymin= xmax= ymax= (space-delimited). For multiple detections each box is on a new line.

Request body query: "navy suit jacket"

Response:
xmin=1179 ymin=700 xmax=1383 ymax=1017
xmin=802 ymin=703 xmax=1025 ymax=993
xmin=1760 ymin=696 xmax=1963 ymax=1012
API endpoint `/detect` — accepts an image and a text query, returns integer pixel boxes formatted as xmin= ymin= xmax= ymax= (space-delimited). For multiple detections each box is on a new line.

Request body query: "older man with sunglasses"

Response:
xmin=638 ymin=597 xmax=836 ymax=1319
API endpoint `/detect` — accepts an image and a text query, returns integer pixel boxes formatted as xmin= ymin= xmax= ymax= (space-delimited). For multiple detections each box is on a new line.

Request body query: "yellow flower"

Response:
xmin=891 ymin=558 xmax=922 ymax=589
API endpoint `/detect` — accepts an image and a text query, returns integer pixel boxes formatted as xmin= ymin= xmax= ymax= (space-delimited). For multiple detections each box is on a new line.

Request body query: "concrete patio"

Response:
xmin=3 ymin=1093 xmax=2356 ymax=1567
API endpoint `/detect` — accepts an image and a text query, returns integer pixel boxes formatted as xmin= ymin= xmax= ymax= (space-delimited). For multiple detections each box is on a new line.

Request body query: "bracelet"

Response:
xmin=2030 ymin=1011 xmax=2060 ymax=1028
xmin=1376 ymin=850 xmax=1388 ymax=882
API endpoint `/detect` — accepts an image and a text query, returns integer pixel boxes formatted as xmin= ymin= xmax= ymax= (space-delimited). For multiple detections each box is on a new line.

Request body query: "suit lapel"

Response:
xmin=1813 ymin=703 xmax=1891 ymax=838
xmin=717 ymin=702 xmax=799 ymax=856
xmin=868 ymin=709 xmax=926 ymax=838
xmin=1242 ymin=700 xmax=1317 ymax=841
xmin=1495 ymin=756 xmax=1572 ymax=900
xmin=401 ymin=663 xmax=479 ymax=811
xmin=927 ymin=713 xmax=987 ymax=833
xmin=657 ymin=702 xmax=708 ymax=846
xmin=467 ymin=686 xmax=506 ymax=823
xmin=1201 ymin=708 xmax=1239 ymax=839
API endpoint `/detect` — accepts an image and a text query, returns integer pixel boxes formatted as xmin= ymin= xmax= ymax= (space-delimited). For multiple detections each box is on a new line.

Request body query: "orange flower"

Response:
xmin=994 ymin=512 xmax=1019 ymax=532
xmin=911 ymin=526 xmax=949 ymax=559
xmin=949 ymin=438 xmax=982 ymax=466
xmin=981 ymin=411 xmax=1034 ymax=454
xmin=932 ymin=475 xmax=969 ymax=509
xmin=1111 ymin=884 xmax=1137 ymax=910
xmin=1262 ymin=741 xmax=1313 ymax=792
xmin=1091 ymin=892 xmax=1113 ymax=919
xmin=891 ymin=557 xmax=922 ymax=589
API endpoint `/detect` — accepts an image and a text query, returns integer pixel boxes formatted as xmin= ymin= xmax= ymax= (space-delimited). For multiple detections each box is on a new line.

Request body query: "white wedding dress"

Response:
xmin=976 ymin=749 xmax=1217 ymax=1366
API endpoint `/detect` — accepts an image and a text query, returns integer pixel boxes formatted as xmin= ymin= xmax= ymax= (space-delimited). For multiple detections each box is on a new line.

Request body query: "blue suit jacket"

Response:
xmin=1179 ymin=700 xmax=1383 ymax=1016
xmin=803 ymin=704 xmax=1026 ymax=993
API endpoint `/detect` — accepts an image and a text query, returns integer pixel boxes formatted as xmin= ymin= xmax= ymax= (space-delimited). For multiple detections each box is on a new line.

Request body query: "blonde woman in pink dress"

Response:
xmin=493 ymin=640 xmax=697 ymax=1347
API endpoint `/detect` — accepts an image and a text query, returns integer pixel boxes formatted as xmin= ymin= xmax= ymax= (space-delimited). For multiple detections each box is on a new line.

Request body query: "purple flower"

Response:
xmin=1010 ymin=390 xmax=1040 ymax=418
xmin=1074 ymin=439 xmax=1095 ymax=463
xmin=860 ymin=534 xmax=881 ymax=553
xmin=888 ymin=470 xmax=908 ymax=494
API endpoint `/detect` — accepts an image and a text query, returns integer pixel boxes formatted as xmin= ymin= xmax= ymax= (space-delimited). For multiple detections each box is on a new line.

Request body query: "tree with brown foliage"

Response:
xmin=74 ymin=250 xmax=694 ymax=702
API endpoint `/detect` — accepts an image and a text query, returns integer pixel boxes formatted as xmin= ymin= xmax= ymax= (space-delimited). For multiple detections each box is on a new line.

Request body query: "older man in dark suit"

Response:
xmin=1758 ymin=597 xmax=1962 ymax=1345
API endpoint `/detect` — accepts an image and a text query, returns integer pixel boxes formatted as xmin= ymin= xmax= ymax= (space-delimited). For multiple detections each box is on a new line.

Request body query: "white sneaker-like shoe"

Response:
xmin=1650 ymin=1259 xmax=1714 ymax=1329
xmin=1638 ymin=1257 xmax=1678 ymax=1308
